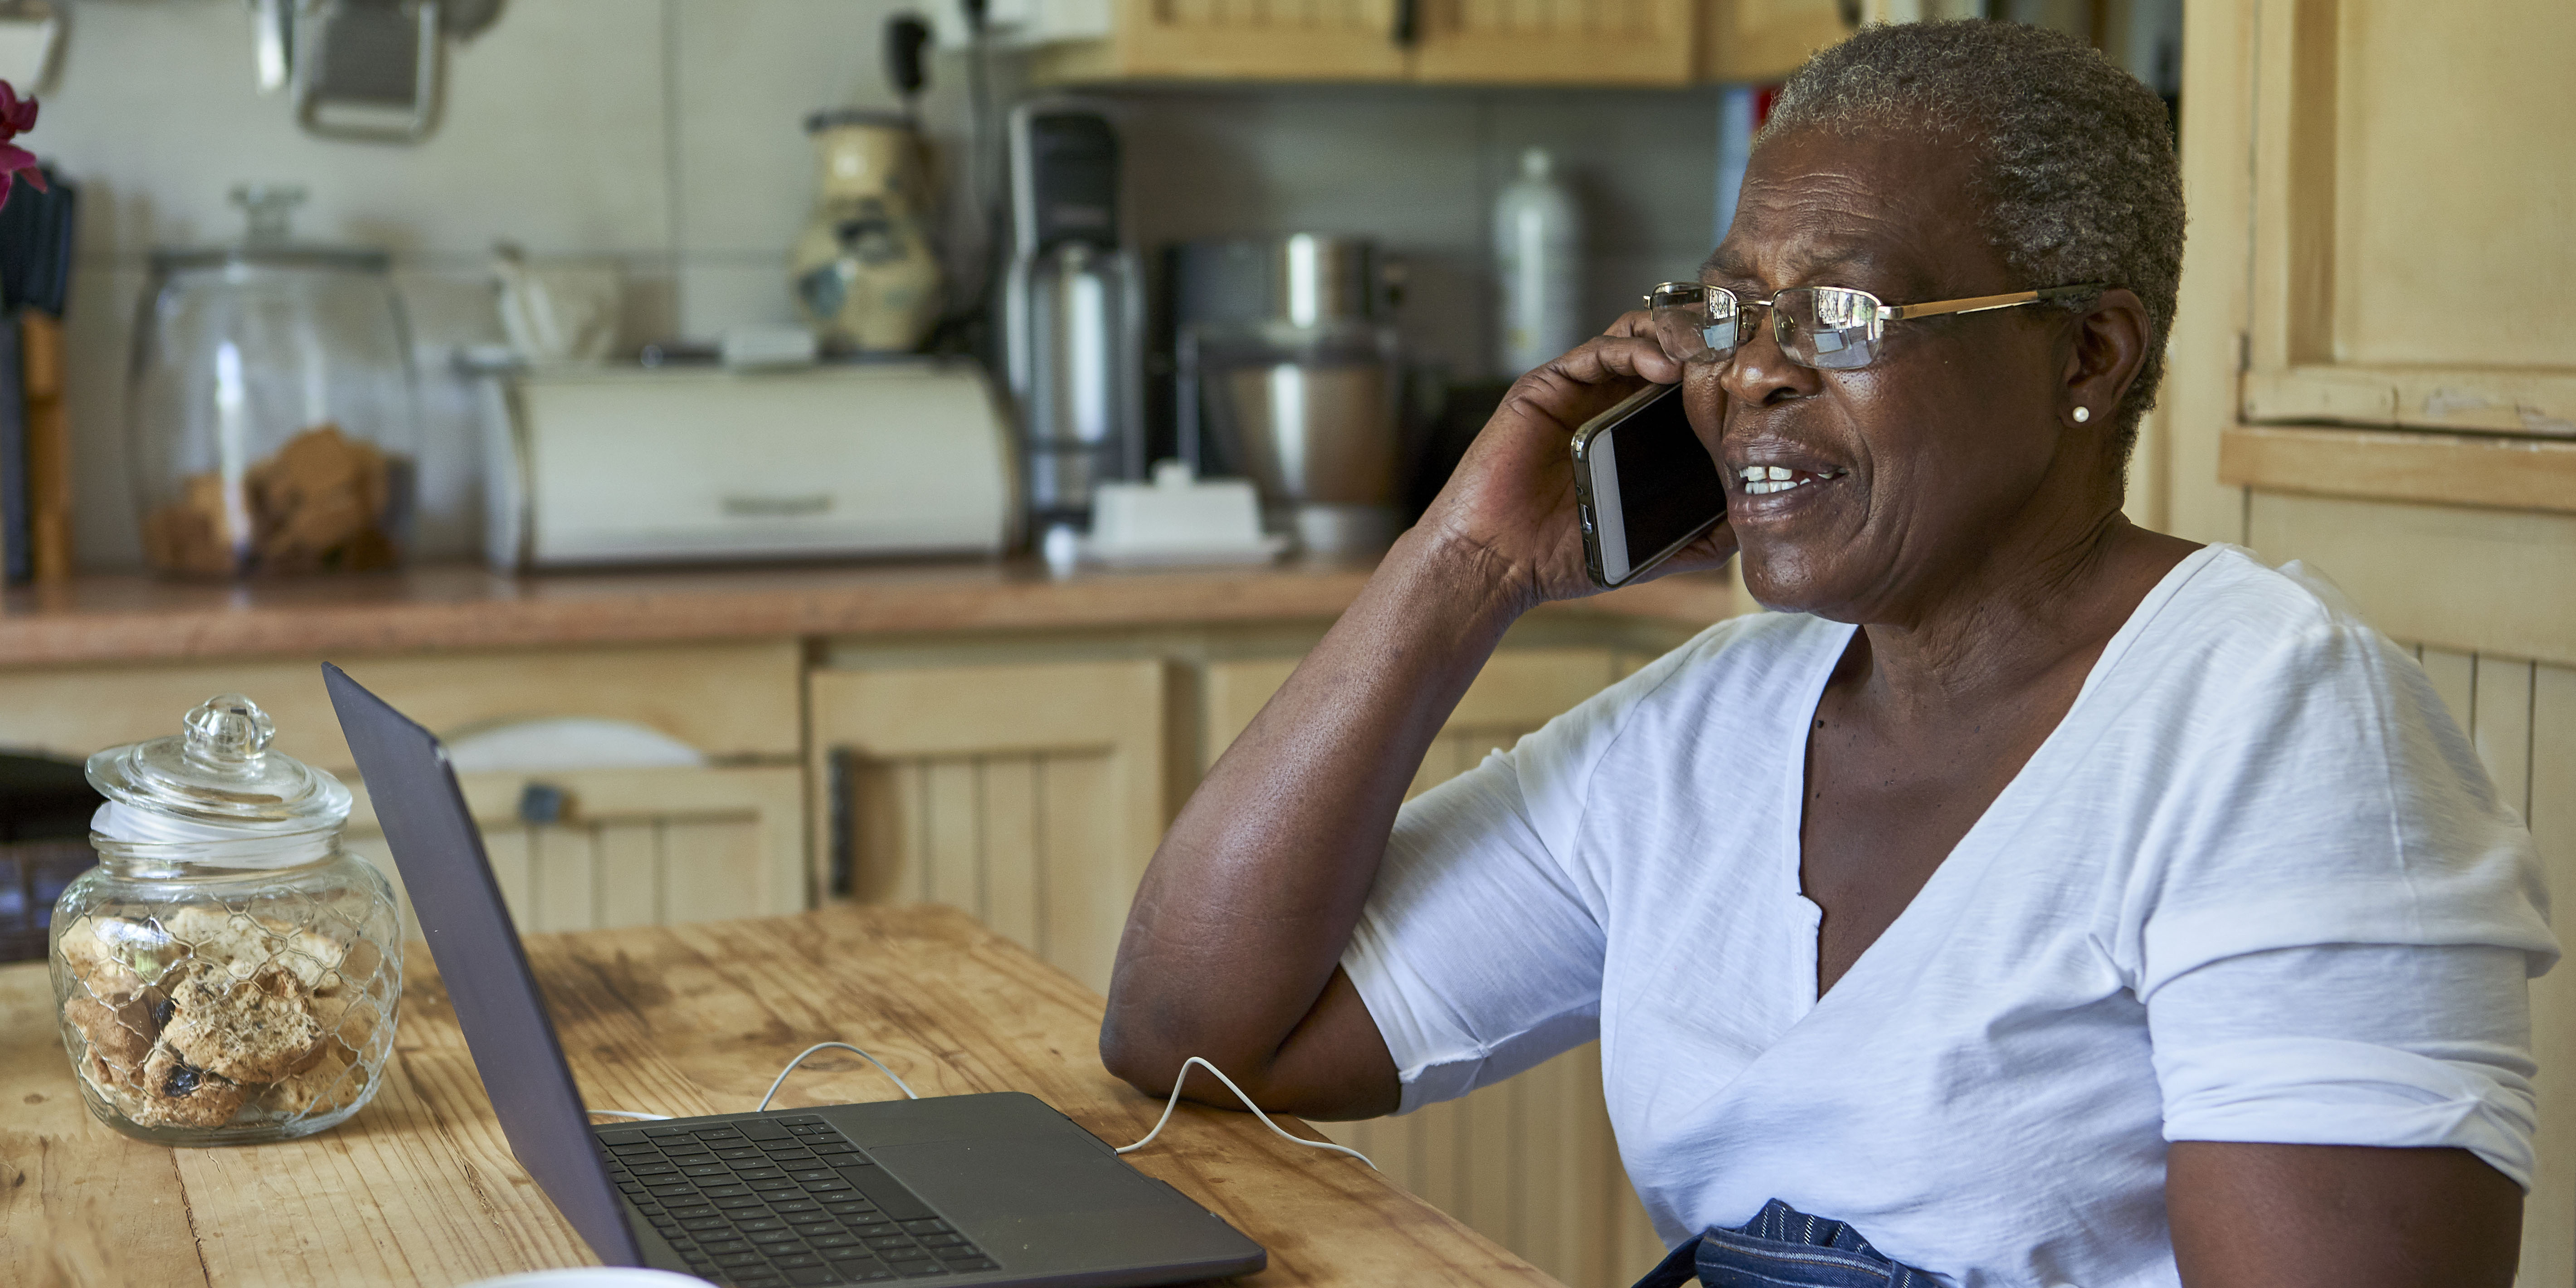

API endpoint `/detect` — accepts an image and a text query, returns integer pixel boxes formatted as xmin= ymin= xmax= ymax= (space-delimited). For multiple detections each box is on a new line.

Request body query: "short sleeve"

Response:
xmin=1339 ymin=624 xmax=1731 ymax=1114
xmin=2128 ymin=589 xmax=2556 ymax=1184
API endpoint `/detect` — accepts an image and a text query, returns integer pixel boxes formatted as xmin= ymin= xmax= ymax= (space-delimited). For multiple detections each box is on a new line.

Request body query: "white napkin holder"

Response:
xmin=1083 ymin=461 xmax=1288 ymax=567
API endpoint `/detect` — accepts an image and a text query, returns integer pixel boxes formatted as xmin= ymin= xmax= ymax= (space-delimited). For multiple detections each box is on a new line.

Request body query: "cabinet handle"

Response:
xmin=827 ymin=747 xmax=855 ymax=898
xmin=1392 ymin=0 xmax=1418 ymax=47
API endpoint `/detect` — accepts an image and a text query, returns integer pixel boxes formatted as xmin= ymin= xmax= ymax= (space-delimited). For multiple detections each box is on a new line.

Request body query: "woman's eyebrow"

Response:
xmin=1699 ymin=245 xmax=1885 ymax=289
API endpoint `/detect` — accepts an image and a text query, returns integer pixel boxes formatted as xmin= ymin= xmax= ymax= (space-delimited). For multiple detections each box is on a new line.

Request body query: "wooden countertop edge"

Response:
xmin=0 ymin=561 xmax=1740 ymax=668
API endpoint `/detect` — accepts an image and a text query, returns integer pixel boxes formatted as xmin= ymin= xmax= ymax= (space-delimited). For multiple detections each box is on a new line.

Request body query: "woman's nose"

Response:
xmin=1718 ymin=312 xmax=1819 ymax=407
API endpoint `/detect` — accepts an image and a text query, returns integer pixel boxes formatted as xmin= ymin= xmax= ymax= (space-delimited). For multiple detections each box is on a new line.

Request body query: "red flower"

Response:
xmin=0 ymin=79 xmax=43 ymax=210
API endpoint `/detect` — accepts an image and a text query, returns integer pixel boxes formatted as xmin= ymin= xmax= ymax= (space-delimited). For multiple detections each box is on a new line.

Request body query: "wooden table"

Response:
xmin=3 ymin=906 xmax=1558 ymax=1287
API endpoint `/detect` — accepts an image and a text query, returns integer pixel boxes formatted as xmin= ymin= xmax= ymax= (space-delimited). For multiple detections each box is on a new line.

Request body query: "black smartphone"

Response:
xmin=1570 ymin=383 xmax=1727 ymax=589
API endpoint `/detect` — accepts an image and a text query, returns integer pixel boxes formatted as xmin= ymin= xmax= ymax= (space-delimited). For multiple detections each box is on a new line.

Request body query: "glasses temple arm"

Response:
xmin=1880 ymin=283 xmax=2106 ymax=322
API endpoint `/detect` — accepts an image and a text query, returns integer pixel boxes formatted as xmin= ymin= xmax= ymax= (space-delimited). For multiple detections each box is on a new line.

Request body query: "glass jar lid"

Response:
xmin=86 ymin=694 xmax=352 ymax=855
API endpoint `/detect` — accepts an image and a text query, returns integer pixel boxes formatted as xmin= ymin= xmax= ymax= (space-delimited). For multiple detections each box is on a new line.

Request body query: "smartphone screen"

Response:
xmin=1574 ymin=384 xmax=1726 ymax=588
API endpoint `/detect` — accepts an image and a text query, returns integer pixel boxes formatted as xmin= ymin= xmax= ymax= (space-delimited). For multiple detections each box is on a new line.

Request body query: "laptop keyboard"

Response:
xmin=598 ymin=1114 xmax=1000 ymax=1284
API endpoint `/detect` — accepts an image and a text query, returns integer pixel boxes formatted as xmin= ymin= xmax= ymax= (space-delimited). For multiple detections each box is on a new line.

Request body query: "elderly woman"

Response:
xmin=1101 ymin=21 xmax=2549 ymax=1287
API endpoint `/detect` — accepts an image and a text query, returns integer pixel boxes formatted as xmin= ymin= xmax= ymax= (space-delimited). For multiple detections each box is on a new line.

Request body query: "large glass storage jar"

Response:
xmin=50 ymin=693 xmax=404 ymax=1145
xmin=127 ymin=185 xmax=420 ymax=578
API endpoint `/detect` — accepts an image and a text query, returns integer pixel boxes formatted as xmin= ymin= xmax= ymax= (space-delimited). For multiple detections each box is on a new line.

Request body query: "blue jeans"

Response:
xmin=1629 ymin=1199 xmax=1942 ymax=1288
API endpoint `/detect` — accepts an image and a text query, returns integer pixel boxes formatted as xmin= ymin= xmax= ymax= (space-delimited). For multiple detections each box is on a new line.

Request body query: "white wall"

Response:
xmin=44 ymin=0 xmax=1718 ymax=571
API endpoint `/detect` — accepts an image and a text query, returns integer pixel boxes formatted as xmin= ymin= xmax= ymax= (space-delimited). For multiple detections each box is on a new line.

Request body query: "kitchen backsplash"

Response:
xmin=47 ymin=0 xmax=1718 ymax=571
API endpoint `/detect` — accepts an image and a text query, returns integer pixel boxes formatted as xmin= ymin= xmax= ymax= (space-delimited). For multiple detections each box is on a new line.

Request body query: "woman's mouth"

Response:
xmin=1735 ymin=464 xmax=1846 ymax=496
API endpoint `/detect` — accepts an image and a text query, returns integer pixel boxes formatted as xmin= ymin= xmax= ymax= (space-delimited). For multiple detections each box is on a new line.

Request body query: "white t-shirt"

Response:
xmin=1340 ymin=544 xmax=2554 ymax=1287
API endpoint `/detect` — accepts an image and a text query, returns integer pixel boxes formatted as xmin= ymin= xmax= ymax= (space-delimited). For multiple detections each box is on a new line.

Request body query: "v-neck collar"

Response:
xmin=1774 ymin=544 xmax=2228 ymax=1016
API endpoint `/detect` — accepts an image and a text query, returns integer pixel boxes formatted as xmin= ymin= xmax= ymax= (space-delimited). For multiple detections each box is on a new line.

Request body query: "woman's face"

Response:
xmin=1688 ymin=126 xmax=2093 ymax=624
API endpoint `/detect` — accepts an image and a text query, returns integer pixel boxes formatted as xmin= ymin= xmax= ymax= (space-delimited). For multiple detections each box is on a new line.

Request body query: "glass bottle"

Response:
xmin=127 ymin=185 xmax=421 ymax=578
xmin=49 ymin=693 xmax=404 ymax=1145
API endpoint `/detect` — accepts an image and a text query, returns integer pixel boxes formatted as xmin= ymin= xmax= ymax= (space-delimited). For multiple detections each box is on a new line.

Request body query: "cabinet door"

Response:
xmin=1204 ymin=646 xmax=1666 ymax=1288
xmin=1411 ymin=0 xmax=1698 ymax=84
xmin=343 ymin=765 xmax=808 ymax=940
xmin=2212 ymin=0 xmax=2576 ymax=509
xmin=0 ymin=641 xmax=803 ymax=772
xmin=1698 ymin=0 xmax=1855 ymax=82
xmin=808 ymin=659 xmax=1170 ymax=994
xmin=1033 ymin=0 xmax=1410 ymax=82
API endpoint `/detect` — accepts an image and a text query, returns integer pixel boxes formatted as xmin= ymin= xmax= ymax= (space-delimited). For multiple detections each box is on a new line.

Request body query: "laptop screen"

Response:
xmin=324 ymin=663 xmax=643 ymax=1266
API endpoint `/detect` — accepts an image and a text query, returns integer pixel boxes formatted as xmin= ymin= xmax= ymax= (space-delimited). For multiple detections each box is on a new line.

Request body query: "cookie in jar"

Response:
xmin=51 ymin=693 xmax=403 ymax=1144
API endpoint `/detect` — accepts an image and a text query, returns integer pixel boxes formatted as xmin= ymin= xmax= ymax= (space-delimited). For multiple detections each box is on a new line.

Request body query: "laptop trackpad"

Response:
xmin=873 ymin=1136 xmax=1167 ymax=1219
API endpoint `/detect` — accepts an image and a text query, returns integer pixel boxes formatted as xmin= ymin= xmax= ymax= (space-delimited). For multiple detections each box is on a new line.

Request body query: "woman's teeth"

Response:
xmin=1737 ymin=464 xmax=1836 ymax=496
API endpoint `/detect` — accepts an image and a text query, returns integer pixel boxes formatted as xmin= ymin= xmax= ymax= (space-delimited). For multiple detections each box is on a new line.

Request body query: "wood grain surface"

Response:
xmin=2 ymin=905 xmax=1559 ymax=1288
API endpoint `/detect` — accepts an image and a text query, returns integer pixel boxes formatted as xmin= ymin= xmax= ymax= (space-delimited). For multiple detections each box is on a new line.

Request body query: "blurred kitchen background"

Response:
xmin=25 ymin=0 xmax=2178 ymax=576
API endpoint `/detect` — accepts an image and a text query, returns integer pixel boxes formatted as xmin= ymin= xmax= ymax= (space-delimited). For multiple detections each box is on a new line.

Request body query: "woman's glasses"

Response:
xmin=1645 ymin=281 xmax=2105 ymax=371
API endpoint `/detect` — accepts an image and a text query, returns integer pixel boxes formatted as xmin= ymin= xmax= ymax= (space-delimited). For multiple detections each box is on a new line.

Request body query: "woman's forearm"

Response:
xmin=1098 ymin=527 xmax=1530 ymax=1114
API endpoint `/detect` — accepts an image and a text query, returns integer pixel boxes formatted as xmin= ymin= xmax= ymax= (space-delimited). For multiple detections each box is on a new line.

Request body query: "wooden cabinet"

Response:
xmin=1410 ymin=0 xmax=1699 ymax=85
xmin=807 ymin=659 xmax=1175 ymax=994
xmin=342 ymin=766 xmax=808 ymax=940
xmin=0 ymin=641 xmax=809 ymax=944
xmin=1031 ymin=0 xmax=1848 ymax=85
xmin=1032 ymin=0 xmax=1412 ymax=83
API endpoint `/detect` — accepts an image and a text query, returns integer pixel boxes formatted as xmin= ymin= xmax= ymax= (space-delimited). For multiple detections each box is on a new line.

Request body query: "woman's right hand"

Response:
xmin=1410 ymin=309 xmax=1740 ymax=613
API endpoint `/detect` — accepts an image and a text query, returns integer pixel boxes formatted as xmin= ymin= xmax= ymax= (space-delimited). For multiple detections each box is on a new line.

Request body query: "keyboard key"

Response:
xmin=765 ymin=1149 xmax=819 ymax=1164
xmin=898 ymin=1221 xmax=950 ymax=1236
xmin=807 ymin=1234 xmax=862 ymax=1249
xmin=684 ymin=1164 xmax=732 ymax=1178
xmin=854 ymin=1222 xmax=903 ymax=1236
xmin=718 ymin=1147 xmax=767 ymax=1161
xmin=933 ymin=1248 xmax=984 ymax=1263
xmin=917 ymin=1234 xmax=964 ymax=1247
xmin=715 ymin=1250 xmax=768 ymax=1265
xmin=942 ymin=1258 xmax=996 ymax=1272
xmin=730 ymin=1168 xmax=787 ymax=1181
xmin=787 ymin=1169 xmax=840 ymax=1183
xmin=794 ymin=1222 xmax=840 ymax=1236
xmin=737 ymin=1277 xmax=788 ymax=1288
xmin=648 ymin=1186 xmax=698 ymax=1199
xmin=825 ymin=1203 xmax=875 ymax=1217
xmin=694 ymin=1128 xmax=747 ymax=1141
xmin=749 ymin=1179 xmax=800 ymax=1192
xmin=669 ymin=1205 xmax=718 ymax=1219
xmin=618 ymin=1183 xmax=647 ymax=1196
xmin=598 ymin=1129 xmax=648 ymax=1146
xmin=772 ymin=1252 xmax=823 ymax=1268
xmin=646 ymin=1124 xmax=694 ymax=1136
xmin=779 ymin=1114 xmax=825 ymax=1125
xmin=881 ymin=1248 xmax=932 ymax=1263
xmin=716 ymin=1196 xmax=770 ymax=1210
xmin=803 ymin=1180 xmax=853 ymax=1194
xmin=892 ymin=1264 xmax=947 ymax=1278
xmin=784 ymin=1271 xmax=843 ymax=1287
xmin=807 ymin=1142 xmax=861 ymax=1155
xmin=631 ymin=1165 xmax=679 ymax=1179
xmin=701 ymin=1186 xmax=753 ymax=1199
xmin=700 ymin=1240 xmax=751 ymax=1255
xmin=769 ymin=1200 xmax=823 ymax=1214
xmin=865 ymin=1236 xmax=915 ymax=1250
xmin=749 ymin=1228 xmax=803 ymax=1244
xmin=733 ymin=1218 xmax=787 ymax=1233
xmin=682 ymin=1216 xmax=732 ymax=1231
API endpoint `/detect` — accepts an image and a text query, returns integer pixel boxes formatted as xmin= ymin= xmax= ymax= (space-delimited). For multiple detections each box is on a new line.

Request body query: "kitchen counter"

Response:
xmin=0 ymin=557 xmax=1739 ymax=667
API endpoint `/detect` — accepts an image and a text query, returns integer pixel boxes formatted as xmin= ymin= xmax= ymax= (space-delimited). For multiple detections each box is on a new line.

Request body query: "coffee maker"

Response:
xmin=1002 ymin=102 xmax=1144 ymax=546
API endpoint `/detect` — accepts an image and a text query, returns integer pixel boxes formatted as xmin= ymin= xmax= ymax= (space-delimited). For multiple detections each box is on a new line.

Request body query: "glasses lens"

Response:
xmin=1775 ymin=287 xmax=1882 ymax=370
xmin=1647 ymin=283 xmax=1738 ymax=365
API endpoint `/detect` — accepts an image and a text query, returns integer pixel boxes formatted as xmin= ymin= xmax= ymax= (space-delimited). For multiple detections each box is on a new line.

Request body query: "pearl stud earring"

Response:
xmin=2072 ymin=406 xmax=2091 ymax=424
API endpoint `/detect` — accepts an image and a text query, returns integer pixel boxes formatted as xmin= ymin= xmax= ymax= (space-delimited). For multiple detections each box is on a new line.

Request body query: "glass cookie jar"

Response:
xmin=49 ymin=693 xmax=404 ymax=1144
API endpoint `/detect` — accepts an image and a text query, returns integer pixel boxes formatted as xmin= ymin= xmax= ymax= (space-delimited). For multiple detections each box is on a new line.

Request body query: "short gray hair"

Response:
xmin=1762 ymin=20 xmax=2184 ymax=462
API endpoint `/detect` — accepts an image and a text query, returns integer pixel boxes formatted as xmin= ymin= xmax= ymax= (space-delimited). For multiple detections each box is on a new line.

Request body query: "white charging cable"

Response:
xmin=757 ymin=1041 xmax=921 ymax=1110
xmin=1115 ymin=1056 xmax=1376 ymax=1170
xmin=588 ymin=1109 xmax=673 ymax=1122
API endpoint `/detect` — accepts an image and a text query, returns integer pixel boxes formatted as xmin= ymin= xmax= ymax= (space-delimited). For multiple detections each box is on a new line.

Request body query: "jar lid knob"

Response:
xmin=183 ymin=693 xmax=276 ymax=768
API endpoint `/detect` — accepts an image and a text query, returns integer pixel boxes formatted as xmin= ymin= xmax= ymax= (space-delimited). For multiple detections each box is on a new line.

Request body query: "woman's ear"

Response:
xmin=2063 ymin=287 xmax=2151 ymax=428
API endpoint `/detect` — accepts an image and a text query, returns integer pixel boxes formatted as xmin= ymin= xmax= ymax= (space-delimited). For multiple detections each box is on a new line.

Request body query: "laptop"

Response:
xmin=324 ymin=664 xmax=1266 ymax=1287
